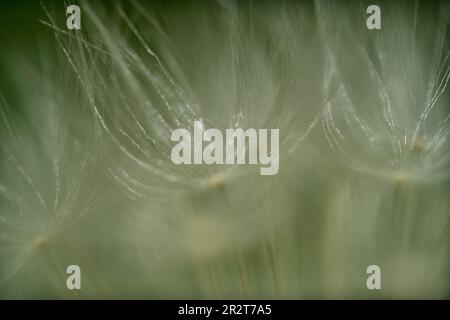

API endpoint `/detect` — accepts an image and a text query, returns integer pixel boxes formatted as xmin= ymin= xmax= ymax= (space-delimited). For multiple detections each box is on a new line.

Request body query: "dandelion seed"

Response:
xmin=43 ymin=1 xmax=332 ymax=198
xmin=319 ymin=1 xmax=450 ymax=183
xmin=0 ymin=59 xmax=97 ymax=288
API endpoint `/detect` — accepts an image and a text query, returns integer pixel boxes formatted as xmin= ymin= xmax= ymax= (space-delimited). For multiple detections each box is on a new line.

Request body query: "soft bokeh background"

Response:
xmin=0 ymin=0 xmax=449 ymax=299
